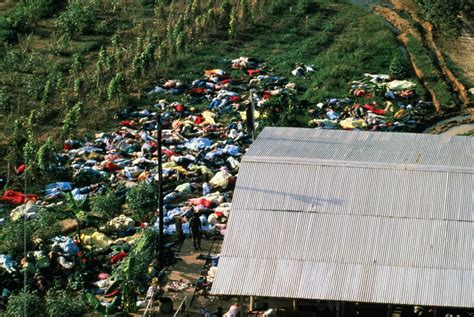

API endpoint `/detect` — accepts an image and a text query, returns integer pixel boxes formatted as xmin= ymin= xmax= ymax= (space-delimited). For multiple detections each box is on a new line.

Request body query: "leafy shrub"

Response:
xmin=296 ymin=0 xmax=319 ymax=15
xmin=0 ymin=87 xmax=11 ymax=112
xmin=6 ymin=0 xmax=55 ymax=33
xmin=33 ymin=208 xmax=63 ymax=242
xmin=7 ymin=5 xmax=31 ymax=32
xmin=62 ymin=101 xmax=82 ymax=138
xmin=46 ymin=289 xmax=87 ymax=317
xmin=0 ymin=16 xmax=16 ymax=43
xmin=0 ymin=221 xmax=34 ymax=259
xmin=389 ymin=50 xmax=408 ymax=79
xmin=126 ymin=182 xmax=156 ymax=221
xmin=90 ymin=189 xmax=122 ymax=218
xmin=5 ymin=290 xmax=46 ymax=317
xmin=56 ymin=1 xmax=96 ymax=36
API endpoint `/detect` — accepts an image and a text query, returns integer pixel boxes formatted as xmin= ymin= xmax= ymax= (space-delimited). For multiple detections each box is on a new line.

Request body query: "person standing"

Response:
xmin=189 ymin=213 xmax=202 ymax=251
xmin=175 ymin=216 xmax=185 ymax=249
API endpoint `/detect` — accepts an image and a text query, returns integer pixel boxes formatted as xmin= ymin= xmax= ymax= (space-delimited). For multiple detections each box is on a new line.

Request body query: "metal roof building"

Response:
xmin=211 ymin=127 xmax=474 ymax=308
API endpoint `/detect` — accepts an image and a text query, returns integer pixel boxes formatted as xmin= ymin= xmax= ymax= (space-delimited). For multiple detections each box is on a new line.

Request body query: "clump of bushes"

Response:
xmin=126 ymin=182 xmax=156 ymax=221
xmin=90 ymin=189 xmax=122 ymax=219
xmin=5 ymin=290 xmax=46 ymax=317
xmin=46 ymin=289 xmax=87 ymax=317
xmin=56 ymin=0 xmax=96 ymax=37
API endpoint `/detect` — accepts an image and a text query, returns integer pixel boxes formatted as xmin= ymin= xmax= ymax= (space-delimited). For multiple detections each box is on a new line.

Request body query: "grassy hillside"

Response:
xmin=0 ymin=0 xmax=402 ymax=180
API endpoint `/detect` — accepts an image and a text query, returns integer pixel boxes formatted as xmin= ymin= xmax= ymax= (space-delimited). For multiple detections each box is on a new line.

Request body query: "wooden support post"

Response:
xmin=250 ymin=296 xmax=254 ymax=311
xmin=386 ymin=304 xmax=392 ymax=317
xmin=240 ymin=296 xmax=244 ymax=317
xmin=292 ymin=299 xmax=297 ymax=312
xmin=335 ymin=302 xmax=341 ymax=317
xmin=433 ymin=307 xmax=438 ymax=317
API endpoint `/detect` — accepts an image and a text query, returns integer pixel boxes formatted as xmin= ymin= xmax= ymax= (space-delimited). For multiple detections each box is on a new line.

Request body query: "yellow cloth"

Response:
xmin=115 ymin=232 xmax=142 ymax=245
xmin=239 ymin=110 xmax=260 ymax=121
xmin=81 ymin=232 xmax=114 ymax=250
xmin=204 ymin=69 xmax=225 ymax=77
xmin=162 ymin=162 xmax=187 ymax=174
xmin=394 ymin=109 xmax=407 ymax=119
xmin=202 ymin=111 xmax=216 ymax=125
xmin=340 ymin=118 xmax=367 ymax=129
xmin=189 ymin=165 xmax=214 ymax=177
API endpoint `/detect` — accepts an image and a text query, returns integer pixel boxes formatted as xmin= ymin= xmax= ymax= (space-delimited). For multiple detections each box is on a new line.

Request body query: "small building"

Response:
xmin=211 ymin=127 xmax=474 ymax=316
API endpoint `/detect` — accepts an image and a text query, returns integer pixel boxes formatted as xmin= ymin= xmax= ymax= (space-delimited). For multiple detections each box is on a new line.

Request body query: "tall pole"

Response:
xmin=247 ymin=89 xmax=256 ymax=141
xmin=156 ymin=112 xmax=165 ymax=268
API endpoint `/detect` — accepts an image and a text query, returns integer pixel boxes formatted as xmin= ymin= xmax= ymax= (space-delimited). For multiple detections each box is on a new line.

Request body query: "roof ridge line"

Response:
xmin=242 ymin=155 xmax=474 ymax=174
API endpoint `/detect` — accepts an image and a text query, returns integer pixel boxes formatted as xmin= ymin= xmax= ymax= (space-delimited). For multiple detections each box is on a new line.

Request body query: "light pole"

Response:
xmin=247 ymin=89 xmax=256 ymax=140
xmin=156 ymin=112 xmax=164 ymax=269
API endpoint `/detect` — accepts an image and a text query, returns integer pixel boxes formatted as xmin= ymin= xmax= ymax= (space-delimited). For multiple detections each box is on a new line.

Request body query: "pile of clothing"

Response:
xmin=308 ymin=73 xmax=432 ymax=131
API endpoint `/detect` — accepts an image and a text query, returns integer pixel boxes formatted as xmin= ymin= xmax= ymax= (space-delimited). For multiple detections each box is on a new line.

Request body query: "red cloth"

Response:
xmin=363 ymin=104 xmax=385 ymax=115
xmin=175 ymin=104 xmax=185 ymax=112
xmin=221 ymin=78 xmax=232 ymax=85
xmin=262 ymin=91 xmax=272 ymax=99
xmin=119 ymin=120 xmax=136 ymax=128
xmin=110 ymin=251 xmax=127 ymax=264
xmin=105 ymin=162 xmax=121 ymax=172
xmin=15 ymin=164 xmax=26 ymax=175
xmin=214 ymin=211 xmax=224 ymax=218
xmin=105 ymin=289 xmax=121 ymax=297
xmin=246 ymin=69 xmax=261 ymax=76
xmin=194 ymin=116 xmax=204 ymax=124
xmin=104 ymin=154 xmax=123 ymax=161
xmin=191 ymin=88 xmax=207 ymax=94
xmin=189 ymin=198 xmax=213 ymax=208
xmin=1 ymin=189 xmax=38 ymax=205
xmin=229 ymin=96 xmax=240 ymax=102
xmin=63 ymin=143 xmax=73 ymax=151
xmin=163 ymin=149 xmax=176 ymax=157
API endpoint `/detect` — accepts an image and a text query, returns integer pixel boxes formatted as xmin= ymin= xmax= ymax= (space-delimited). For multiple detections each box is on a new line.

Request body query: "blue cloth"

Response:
xmin=52 ymin=236 xmax=79 ymax=255
xmin=205 ymin=149 xmax=225 ymax=160
xmin=223 ymin=145 xmax=240 ymax=156
xmin=45 ymin=182 xmax=72 ymax=191
xmin=185 ymin=138 xmax=212 ymax=151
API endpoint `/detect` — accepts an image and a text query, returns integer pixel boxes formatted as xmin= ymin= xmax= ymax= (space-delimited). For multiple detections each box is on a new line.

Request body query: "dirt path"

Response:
xmin=390 ymin=0 xmax=471 ymax=109
xmin=373 ymin=1 xmax=472 ymax=112
xmin=373 ymin=6 xmax=442 ymax=111
xmin=136 ymin=236 xmax=235 ymax=316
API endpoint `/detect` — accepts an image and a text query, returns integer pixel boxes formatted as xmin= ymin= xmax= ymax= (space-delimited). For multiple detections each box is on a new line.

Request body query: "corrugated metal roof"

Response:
xmin=211 ymin=128 xmax=474 ymax=308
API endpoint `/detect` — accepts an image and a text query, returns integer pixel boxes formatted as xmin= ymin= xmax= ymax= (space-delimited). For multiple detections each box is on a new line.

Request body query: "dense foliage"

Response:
xmin=5 ymin=290 xmax=47 ymax=317
xmin=415 ymin=0 xmax=462 ymax=36
xmin=126 ymin=182 xmax=157 ymax=221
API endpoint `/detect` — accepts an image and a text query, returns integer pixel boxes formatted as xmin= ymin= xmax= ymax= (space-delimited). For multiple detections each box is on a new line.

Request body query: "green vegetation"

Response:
xmin=390 ymin=50 xmax=408 ymax=79
xmin=126 ymin=182 xmax=157 ymax=221
xmin=46 ymin=289 xmax=87 ymax=317
xmin=414 ymin=0 xmax=462 ymax=36
xmin=406 ymin=34 xmax=455 ymax=107
xmin=5 ymin=290 xmax=46 ymax=317
xmin=90 ymin=189 xmax=122 ymax=219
